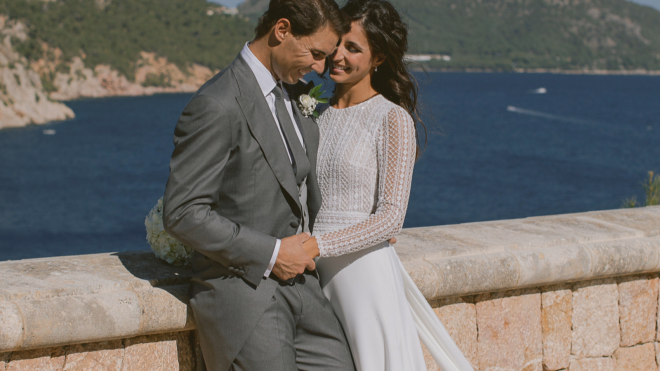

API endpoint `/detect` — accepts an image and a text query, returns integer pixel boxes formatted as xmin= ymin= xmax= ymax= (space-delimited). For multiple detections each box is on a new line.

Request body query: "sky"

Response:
xmin=209 ymin=0 xmax=660 ymax=11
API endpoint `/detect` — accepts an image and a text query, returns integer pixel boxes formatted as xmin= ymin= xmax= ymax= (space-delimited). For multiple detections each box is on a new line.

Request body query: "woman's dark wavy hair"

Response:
xmin=341 ymin=0 xmax=426 ymax=158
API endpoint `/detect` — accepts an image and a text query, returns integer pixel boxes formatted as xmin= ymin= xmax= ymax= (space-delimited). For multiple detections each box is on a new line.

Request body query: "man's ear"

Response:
xmin=273 ymin=18 xmax=292 ymax=43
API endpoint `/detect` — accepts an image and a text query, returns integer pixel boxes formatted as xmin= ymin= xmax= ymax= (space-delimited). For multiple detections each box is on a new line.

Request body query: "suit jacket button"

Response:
xmin=290 ymin=221 xmax=300 ymax=228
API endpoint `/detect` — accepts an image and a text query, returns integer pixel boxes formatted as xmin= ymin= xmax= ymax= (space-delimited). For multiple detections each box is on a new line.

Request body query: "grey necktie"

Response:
xmin=272 ymin=84 xmax=310 ymax=186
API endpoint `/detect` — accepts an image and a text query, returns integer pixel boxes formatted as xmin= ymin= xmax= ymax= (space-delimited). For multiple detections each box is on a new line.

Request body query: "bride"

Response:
xmin=301 ymin=0 xmax=475 ymax=370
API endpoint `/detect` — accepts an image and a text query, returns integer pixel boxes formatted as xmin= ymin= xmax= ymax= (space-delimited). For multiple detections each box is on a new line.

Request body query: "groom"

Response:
xmin=162 ymin=0 xmax=354 ymax=370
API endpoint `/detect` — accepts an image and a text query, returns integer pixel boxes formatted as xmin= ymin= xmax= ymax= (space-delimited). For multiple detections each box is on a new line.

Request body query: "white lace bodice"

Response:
xmin=313 ymin=95 xmax=417 ymax=257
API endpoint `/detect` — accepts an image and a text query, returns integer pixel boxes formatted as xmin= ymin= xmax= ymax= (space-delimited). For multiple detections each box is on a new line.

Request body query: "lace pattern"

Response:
xmin=314 ymin=95 xmax=416 ymax=257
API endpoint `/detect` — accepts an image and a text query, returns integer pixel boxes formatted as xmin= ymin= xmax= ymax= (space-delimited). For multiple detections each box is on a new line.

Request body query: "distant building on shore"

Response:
xmin=405 ymin=54 xmax=452 ymax=62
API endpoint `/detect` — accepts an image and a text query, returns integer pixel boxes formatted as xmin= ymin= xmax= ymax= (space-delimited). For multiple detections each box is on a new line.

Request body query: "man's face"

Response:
xmin=272 ymin=23 xmax=340 ymax=84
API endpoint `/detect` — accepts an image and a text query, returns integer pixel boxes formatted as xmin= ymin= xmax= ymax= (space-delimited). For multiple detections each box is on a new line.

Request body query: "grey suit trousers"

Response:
xmin=230 ymin=273 xmax=355 ymax=371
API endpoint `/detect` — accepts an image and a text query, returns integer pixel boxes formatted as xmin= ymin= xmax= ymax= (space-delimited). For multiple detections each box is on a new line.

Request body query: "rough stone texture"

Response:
xmin=567 ymin=357 xmax=615 ymax=371
xmin=1 ymin=332 xmax=197 ymax=371
xmin=16 ymin=291 xmax=143 ymax=349
xmin=541 ymin=285 xmax=572 ymax=370
xmin=618 ymin=275 xmax=658 ymax=346
xmin=5 ymin=348 xmax=65 ymax=371
xmin=122 ymin=333 xmax=182 ymax=371
xmin=63 ymin=341 xmax=124 ymax=371
xmin=434 ymin=297 xmax=478 ymax=368
xmin=420 ymin=341 xmax=441 ymax=371
xmin=0 ymin=301 xmax=23 ymax=351
xmin=613 ymin=343 xmax=658 ymax=371
xmin=48 ymin=53 xmax=214 ymax=102
xmin=395 ymin=207 xmax=660 ymax=301
xmin=1 ymin=352 xmax=9 ymax=369
xmin=586 ymin=208 xmax=660 ymax=237
xmin=656 ymin=343 xmax=660 ymax=368
xmin=0 ymin=251 xmax=192 ymax=353
xmin=476 ymin=289 xmax=542 ymax=371
xmin=0 ymin=18 xmax=74 ymax=130
xmin=571 ymin=279 xmax=620 ymax=358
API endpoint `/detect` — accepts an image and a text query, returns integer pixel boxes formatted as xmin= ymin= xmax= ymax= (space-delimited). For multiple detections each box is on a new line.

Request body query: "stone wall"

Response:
xmin=1 ymin=206 xmax=659 ymax=371
xmin=422 ymin=274 xmax=660 ymax=371
xmin=0 ymin=332 xmax=198 ymax=371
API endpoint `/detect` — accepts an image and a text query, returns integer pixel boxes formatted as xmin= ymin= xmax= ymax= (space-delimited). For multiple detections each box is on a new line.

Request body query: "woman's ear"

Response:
xmin=374 ymin=54 xmax=386 ymax=69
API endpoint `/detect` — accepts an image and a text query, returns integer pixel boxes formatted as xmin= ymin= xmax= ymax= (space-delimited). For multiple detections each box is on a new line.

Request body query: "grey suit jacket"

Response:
xmin=162 ymin=54 xmax=322 ymax=371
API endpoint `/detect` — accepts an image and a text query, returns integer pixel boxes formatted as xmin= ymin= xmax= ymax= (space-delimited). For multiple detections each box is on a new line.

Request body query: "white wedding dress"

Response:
xmin=313 ymin=95 xmax=474 ymax=371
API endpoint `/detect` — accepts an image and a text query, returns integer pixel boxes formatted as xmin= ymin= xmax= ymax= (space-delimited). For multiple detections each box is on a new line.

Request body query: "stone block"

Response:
xmin=586 ymin=237 xmax=660 ymax=278
xmin=571 ymin=279 xmax=619 ymax=358
xmin=434 ymin=297 xmax=478 ymax=368
xmin=515 ymin=246 xmax=591 ymax=289
xmin=122 ymin=333 xmax=180 ymax=371
xmin=656 ymin=343 xmax=660 ymax=368
xmin=420 ymin=341 xmax=441 ymax=371
xmin=541 ymin=286 xmax=572 ymax=371
xmin=0 ymin=301 xmax=23 ymax=351
xmin=6 ymin=348 xmax=66 ymax=371
xmin=1 ymin=352 xmax=9 ymax=369
xmin=134 ymin=286 xmax=194 ymax=334
xmin=614 ymin=343 xmax=658 ymax=371
xmin=401 ymin=260 xmax=443 ymax=300
xmin=63 ymin=341 xmax=124 ymax=371
xmin=476 ymin=289 xmax=542 ymax=371
xmin=585 ymin=209 xmax=660 ymax=237
xmin=16 ymin=291 xmax=141 ymax=350
xmin=426 ymin=252 xmax=520 ymax=298
xmin=567 ymin=357 xmax=615 ymax=371
xmin=618 ymin=275 xmax=658 ymax=346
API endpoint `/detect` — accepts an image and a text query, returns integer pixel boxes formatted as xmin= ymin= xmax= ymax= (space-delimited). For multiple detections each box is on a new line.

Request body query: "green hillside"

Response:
xmin=0 ymin=0 xmax=254 ymax=79
xmin=238 ymin=0 xmax=660 ymax=71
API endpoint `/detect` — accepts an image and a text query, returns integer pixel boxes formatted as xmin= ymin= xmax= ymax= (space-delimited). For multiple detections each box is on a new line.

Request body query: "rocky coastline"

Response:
xmin=0 ymin=16 xmax=216 ymax=130
xmin=410 ymin=65 xmax=660 ymax=75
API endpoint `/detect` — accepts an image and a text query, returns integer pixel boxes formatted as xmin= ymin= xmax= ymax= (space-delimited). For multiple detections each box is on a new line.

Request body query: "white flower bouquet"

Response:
xmin=145 ymin=197 xmax=193 ymax=267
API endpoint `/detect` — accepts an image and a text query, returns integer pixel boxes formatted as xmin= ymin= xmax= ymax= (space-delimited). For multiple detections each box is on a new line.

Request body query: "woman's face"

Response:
xmin=329 ymin=21 xmax=382 ymax=85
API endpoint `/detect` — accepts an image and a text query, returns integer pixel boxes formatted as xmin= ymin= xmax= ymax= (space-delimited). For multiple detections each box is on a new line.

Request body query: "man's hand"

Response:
xmin=302 ymin=237 xmax=320 ymax=259
xmin=271 ymin=232 xmax=316 ymax=281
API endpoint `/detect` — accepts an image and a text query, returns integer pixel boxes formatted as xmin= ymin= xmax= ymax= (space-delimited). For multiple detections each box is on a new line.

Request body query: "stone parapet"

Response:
xmin=397 ymin=206 xmax=660 ymax=300
xmin=1 ymin=206 xmax=659 ymax=370
xmin=0 ymin=251 xmax=194 ymax=353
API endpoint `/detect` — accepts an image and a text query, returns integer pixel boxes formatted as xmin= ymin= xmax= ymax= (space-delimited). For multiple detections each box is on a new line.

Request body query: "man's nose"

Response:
xmin=311 ymin=60 xmax=325 ymax=74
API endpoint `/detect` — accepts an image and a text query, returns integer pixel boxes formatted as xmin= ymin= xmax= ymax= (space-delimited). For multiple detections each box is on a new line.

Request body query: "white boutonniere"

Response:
xmin=297 ymin=83 xmax=328 ymax=118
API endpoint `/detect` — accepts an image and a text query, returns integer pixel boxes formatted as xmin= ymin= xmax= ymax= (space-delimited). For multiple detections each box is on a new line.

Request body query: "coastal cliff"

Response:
xmin=0 ymin=17 xmax=73 ymax=129
xmin=0 ymin=15 xmax=218 ymax=129
xmin=0 ymin=0 xmax=252 ymax=129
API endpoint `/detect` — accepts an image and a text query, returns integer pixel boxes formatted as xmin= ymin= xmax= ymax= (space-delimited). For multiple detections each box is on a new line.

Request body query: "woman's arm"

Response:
xmin=313 ymin=106 xmax=417 ymax=258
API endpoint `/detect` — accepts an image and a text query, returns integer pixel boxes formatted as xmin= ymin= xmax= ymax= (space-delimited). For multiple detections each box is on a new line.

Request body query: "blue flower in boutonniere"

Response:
xmin=297 ymin=83 xmax=329 ymax=119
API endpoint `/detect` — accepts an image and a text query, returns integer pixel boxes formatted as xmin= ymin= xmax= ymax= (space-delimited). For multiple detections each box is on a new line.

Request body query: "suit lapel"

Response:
xmin=290 ymin=92 xmax=322 ymax=225
xmin=232 ymin=57 xmax=301 ymax=211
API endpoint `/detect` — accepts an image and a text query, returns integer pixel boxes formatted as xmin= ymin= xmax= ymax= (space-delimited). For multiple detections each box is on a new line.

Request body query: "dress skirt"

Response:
xmin=316 ymin=242 xmax=428 ymax=371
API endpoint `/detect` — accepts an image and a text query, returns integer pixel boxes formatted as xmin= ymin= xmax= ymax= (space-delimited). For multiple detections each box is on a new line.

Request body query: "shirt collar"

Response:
xmin=240 ymin=42 xmax=278 ymax=97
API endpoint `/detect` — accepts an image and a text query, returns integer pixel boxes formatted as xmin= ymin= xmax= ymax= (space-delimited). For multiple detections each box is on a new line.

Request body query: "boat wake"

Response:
xmin=506 ymin=106 xmax=594 ymax=125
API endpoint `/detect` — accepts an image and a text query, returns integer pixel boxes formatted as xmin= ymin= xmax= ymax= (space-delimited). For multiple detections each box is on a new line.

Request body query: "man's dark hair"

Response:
xmin=254 ymin=0 xmax=350 ymax=39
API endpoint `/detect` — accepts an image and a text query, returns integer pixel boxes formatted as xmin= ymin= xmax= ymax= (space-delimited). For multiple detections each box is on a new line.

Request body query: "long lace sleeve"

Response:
xmin=316 ymin=106 xmax=417 ymax=257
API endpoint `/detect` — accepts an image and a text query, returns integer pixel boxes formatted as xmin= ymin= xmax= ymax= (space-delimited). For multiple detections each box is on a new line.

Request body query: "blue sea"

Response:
xmin=0 ymin=72 xmax=658 ymax=261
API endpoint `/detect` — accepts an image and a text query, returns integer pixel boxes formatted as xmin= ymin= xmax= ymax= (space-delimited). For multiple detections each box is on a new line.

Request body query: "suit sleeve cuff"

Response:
xmin=264 ymin=239 xmax=281 ymax=277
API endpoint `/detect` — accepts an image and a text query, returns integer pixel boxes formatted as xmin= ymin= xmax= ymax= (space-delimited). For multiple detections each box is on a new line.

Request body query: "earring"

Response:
xmin=375 ymin=66 xmax=378 ymax=72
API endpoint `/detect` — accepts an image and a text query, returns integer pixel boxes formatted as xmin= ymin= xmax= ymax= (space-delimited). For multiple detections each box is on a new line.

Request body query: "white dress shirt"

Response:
xmin=240 ymin=42 xmax=306 ymax=278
